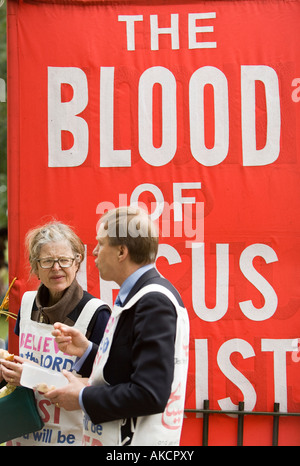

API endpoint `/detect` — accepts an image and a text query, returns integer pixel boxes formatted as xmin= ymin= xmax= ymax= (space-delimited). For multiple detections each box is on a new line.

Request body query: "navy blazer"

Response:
xmin=80 ymin=268 xmax=183 ymax=426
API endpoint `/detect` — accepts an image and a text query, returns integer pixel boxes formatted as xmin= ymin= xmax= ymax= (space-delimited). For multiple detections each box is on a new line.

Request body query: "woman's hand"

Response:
xmin=0 ymin=356 xmax=26 ymax=386
xmin=52 ymin=323 xmax=89 ymax=358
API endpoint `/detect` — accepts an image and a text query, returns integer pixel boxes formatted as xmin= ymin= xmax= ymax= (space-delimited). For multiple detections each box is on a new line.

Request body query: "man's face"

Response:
xmin=93 ymin=227 xmax=119 ymax=281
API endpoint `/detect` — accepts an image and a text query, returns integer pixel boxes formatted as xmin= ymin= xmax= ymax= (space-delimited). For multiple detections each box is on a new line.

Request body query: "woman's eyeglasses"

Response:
xmin=37 ymin=257 xmax=78 ymax=269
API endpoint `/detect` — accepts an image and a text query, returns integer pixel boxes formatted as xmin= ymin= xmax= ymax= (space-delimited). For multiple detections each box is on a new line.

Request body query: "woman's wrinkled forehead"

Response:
xmin=38 ymin=240 xmax=74 ymax=257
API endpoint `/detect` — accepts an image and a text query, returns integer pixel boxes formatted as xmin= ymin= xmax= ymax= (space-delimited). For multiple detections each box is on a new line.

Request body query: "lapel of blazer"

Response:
xmin=122 ymin=267 xmax=161 ymax=306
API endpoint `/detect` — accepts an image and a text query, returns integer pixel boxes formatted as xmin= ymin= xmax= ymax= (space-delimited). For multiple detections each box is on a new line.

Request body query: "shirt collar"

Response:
xmin=116 ymin=264 xmax=154 ymax=306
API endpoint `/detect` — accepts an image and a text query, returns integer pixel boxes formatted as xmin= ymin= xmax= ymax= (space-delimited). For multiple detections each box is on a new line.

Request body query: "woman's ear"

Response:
xmin=75 ymin=254 xmax=82 ymax=272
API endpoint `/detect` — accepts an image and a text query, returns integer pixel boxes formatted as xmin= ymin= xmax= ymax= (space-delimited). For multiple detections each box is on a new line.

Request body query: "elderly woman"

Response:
xmin=0 ymin=221 xmax=110 ymax=446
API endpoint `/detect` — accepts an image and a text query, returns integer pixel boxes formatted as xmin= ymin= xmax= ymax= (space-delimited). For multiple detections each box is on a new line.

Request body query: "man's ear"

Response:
xmin=118 ymin=245 xmax=128 ymax=262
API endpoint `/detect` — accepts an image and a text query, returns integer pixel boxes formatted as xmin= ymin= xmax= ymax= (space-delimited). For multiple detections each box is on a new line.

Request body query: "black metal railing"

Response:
xmin=185 ymin=400 xmax=300 ymax=446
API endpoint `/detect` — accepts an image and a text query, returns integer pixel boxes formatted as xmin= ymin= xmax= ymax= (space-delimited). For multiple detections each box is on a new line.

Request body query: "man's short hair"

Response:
xmin=98 ymin=206 xmax=159 ymax=264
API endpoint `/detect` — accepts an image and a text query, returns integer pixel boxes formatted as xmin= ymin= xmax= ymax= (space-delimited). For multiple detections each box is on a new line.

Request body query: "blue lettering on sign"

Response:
xmin=102 ymin=337 xmax=109 ymax=353
xmin=20 ymin=351 xmax=74 ymax=372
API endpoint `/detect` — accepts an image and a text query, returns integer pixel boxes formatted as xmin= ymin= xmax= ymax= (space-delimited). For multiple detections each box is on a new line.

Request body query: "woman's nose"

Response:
xmin=52 ymin=260 xmax=61 ymax=270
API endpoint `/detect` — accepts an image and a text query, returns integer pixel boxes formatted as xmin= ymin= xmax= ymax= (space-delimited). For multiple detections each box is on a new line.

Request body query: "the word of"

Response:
xmin=96 ymin=184 xmax=204 ymax=243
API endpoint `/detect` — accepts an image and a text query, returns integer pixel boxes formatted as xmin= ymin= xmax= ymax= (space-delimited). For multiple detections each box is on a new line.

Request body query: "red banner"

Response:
xmin=7 ymin=0 xmax=300 ymax=445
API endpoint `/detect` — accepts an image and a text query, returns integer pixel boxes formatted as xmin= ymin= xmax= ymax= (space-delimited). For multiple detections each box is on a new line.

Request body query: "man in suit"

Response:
xmin=48 ymin=206 xmax=189 ymax=446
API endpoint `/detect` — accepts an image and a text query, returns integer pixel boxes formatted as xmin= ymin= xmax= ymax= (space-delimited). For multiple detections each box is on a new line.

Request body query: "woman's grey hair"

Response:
xmin=25 ymin=221 xmax=85 ymax=275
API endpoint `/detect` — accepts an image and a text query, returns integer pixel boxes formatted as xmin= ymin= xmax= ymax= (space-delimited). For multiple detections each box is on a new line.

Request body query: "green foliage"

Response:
xmin=0 ymin=0 xmax=6 ymax=228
